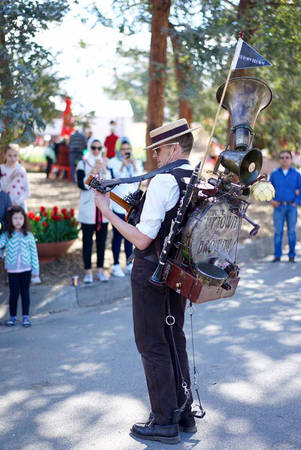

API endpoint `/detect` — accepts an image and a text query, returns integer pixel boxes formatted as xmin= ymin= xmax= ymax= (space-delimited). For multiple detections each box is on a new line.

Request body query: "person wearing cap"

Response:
xmin=107 ymin=137 xmax=142 ymax=277
xmin=95 ymin=118 xmax=199 ymax=444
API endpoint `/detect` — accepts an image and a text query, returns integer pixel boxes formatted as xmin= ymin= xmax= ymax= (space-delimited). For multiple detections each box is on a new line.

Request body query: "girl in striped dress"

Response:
xmin=0 ymin=206 xmax=39 ymax=327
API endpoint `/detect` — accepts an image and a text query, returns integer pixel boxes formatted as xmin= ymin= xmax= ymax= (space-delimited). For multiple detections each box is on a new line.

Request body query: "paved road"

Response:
xmin=0 ymin=257 xmax=301 ymax=450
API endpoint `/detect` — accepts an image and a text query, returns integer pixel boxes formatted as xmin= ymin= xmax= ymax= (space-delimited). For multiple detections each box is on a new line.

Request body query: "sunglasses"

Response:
xmin=91 ymin=146 xmax=102 ymax=151
xmin=280 ymin=156 xmax=290 ymax=159
xmin=153 ymin=142 xmax=178 ymax=156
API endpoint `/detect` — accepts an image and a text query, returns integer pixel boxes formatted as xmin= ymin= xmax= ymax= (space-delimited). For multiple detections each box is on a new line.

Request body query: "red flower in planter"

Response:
xmin=29 ymin=206 xmax=79 ymax=244
xmin=70 ymin=208 xmax=74 ymax=217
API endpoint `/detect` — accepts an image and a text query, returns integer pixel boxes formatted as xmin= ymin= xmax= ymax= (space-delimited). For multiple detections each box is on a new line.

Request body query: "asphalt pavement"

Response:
xmin=0 ymin=245 xmax=301 ymax=450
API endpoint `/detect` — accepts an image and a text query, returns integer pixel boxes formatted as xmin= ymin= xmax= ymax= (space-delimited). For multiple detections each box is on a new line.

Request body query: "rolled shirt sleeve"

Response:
xmin=136 ymin=174 xmax=180 ymax=239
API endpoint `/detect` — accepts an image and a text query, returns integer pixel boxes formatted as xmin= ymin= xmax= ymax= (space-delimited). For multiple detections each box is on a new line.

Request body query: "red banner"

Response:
xmin=61 ymin=97 xmax=75 ymax=137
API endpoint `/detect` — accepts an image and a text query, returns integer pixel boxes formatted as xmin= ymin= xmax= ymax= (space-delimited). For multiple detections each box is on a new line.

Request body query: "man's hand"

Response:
xmin=271 ymin=200 xmax=280 ymax=208
xmin=95 ymin=191 xmax=111 ymax=216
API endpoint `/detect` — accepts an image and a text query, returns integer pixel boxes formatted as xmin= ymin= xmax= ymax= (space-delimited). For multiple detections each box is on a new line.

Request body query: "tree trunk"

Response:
xmin=169 ymin=22 xmax=193 ymax=126
xmin=233 ymin=0 xmax=258 ymax=77
xmin=228 ymin=0 xmax=258 ymax=145
xmin=145 ymin=0 xmax=171 ymax=171
xmin=0 ymin=28 xmax=13 ymax=159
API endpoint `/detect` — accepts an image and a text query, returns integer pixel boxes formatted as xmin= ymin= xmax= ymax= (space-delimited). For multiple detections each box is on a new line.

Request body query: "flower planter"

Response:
xmin=37 ymin=240 xmax=75 ymax=263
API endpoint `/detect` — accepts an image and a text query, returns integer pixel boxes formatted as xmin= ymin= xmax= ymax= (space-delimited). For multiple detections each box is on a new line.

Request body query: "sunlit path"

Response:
xmin=0 ymin=257 xmax=300 ymax=449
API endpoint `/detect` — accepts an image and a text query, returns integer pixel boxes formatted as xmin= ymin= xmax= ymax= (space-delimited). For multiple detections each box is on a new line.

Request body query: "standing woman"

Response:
xmin=0 ymin=144 xmax=30 ymax=211
xmin=77 ymin=139 xmax=109 ymax=283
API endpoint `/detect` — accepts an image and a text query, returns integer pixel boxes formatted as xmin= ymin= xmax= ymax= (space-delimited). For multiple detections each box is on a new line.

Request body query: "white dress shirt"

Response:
xmin=136 ymin=163 xmax=192 ymax=239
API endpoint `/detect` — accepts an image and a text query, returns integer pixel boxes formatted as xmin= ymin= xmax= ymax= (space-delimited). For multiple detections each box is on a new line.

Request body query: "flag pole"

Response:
xmin=198 ymin=37 xmax=243 ymax=179
xmin=198 ymin=66 xmax=233 ymax=179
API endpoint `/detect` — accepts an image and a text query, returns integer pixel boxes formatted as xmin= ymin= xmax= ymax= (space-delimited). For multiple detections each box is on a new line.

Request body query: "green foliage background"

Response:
xmin=0 ymin=0 xmax=70 ymax=155
xmin=100 ymin=0 xmax=301 ymax=154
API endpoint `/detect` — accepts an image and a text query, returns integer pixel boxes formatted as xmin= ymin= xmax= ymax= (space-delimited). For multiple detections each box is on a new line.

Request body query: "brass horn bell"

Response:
xmin=216 ymin=76 xmax=272 ymax=150
xmin=219 ymin=148 xmax=263 ymax=185
xmin=214 ymin=76 xmax=272 ymax=184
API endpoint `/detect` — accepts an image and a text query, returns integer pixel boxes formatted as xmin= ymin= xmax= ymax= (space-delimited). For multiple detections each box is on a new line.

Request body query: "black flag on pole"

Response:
xmin=231 ymin=38 xmax=272 ymax=70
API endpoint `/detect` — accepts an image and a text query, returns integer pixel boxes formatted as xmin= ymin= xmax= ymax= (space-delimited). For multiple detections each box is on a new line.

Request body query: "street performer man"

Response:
xmin=94 ymin=119 xmax=200 ymax=445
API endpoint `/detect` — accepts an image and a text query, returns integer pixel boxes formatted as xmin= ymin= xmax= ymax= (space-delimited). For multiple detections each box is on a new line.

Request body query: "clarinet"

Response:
xmin=149 ymin=161 xmax=201 ymax=287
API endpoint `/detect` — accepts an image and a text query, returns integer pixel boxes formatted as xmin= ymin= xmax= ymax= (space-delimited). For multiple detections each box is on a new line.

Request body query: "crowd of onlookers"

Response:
xmin=43 ymin=120 xmax=143 ymax=282
xmin=0 ymin=121 xmax=143 ymax=327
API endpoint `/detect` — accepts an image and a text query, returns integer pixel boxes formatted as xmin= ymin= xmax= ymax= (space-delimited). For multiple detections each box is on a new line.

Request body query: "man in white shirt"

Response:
xmin=95 ymin=119 xmax=199 ymax=445
xmin=107 ymin=138 xmax=142 ymax=277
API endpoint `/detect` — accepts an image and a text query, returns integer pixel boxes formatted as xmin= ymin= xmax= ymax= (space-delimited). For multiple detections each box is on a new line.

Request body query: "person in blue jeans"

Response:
xmin=270 ymin=150 xmax=301 ymax=262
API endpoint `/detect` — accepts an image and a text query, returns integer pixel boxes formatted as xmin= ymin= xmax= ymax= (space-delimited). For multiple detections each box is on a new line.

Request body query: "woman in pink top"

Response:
xmin=0 ymin=144 xmax=30 ymax=211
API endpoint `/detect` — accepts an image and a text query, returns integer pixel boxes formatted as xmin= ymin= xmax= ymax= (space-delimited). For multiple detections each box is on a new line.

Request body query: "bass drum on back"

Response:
xmin=181 ymin=199 xmax=242 ymax=285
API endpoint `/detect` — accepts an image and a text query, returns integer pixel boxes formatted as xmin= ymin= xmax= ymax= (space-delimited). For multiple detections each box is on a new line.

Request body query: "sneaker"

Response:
xmin=31 ymin=276 xmax=41 ymax=284
xmin=288 ymin=257 xmax=295 ymax=263
xmin=22 ymin=317 xmax=31 ymax=327
xmin=6 ymin=317 xmax=16 ymax=327
xmin=97 ymin=270 xmax=109 ymax=282
xmin=111 ymin=264 xmax=125 ymax=278
xmin=126 ymin=263 xmax=133 ymax=274
xmin=83 ymin=272 xmax=93 ymax=283
xmin=272 ymin=257 xmax=281 ymax=262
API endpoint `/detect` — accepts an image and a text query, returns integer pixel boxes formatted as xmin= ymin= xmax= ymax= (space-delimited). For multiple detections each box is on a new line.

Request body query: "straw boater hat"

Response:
xmin=146 ymin=118 xmax=200 ymax=150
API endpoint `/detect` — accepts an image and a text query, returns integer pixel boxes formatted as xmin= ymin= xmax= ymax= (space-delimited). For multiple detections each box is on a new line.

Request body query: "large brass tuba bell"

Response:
xmin=215 ymin=76 xmax=272 ymax=184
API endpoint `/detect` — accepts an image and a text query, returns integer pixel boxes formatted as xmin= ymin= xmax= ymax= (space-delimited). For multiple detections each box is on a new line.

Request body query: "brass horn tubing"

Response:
xmin=231 ymin=123 xmax=254 ymax=150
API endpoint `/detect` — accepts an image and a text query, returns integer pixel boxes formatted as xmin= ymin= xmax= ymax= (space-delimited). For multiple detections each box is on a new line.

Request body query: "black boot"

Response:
xmin=130 ymin=415 xmax=181 ymax=444
xmin=179 ymin=412 xmax=197 ymax=433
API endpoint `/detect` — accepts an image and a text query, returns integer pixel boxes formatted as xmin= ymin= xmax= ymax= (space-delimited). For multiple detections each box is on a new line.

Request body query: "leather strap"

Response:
xmin=96 ymin=159 xmax=190 ymax=192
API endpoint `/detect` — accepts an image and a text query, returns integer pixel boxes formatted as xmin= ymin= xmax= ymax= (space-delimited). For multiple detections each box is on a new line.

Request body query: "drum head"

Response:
xmin=196 ymin=262 xmax=227 ymax=286
xmin=182 ymin=200 xmax=241 ymax=264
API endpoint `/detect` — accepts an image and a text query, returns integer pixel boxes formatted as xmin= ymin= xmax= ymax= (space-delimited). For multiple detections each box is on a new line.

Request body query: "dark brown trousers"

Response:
xmin=131 ymin=256 xmax=192 ymax=425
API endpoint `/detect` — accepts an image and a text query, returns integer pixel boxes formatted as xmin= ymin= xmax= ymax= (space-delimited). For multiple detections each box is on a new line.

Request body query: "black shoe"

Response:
xmin=179 ymin=413 xmax=197 ymax=433
xmin=272 ymin=257 xmax=281 ymax=262
xmin=288 ymin=257 xmax=295 ymax=263
xmin=130 ymin=418 xmax=181 ymax=444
